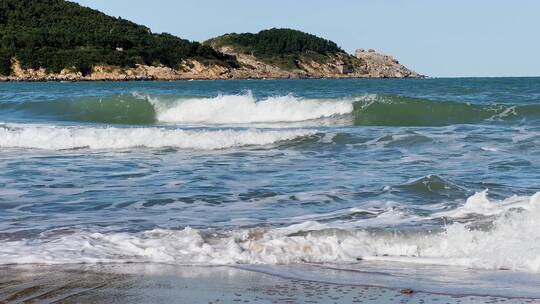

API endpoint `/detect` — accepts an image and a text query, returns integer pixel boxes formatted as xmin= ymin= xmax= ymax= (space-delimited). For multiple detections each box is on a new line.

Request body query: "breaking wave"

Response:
xmin=1 ymin=93 xmax=538 ymax=126
xmin=2 ymin=191 xmax=540 ymax=273
xmin=0 ymin=124 xmax=315 ymax=150
xmin=147 ymin=93 xmax=354 ymax=124
xmin=0 ymin=93 xmax=354 ymax=125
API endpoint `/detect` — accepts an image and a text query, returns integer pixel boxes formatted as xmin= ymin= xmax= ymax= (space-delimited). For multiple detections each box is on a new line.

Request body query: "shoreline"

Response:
xmin=0 ymin=76 xmax=426 ymax=83
xmin=0 ymin=75 xmax=425 ymax=83
xmin=0 ymin=53 xmax=425 ymax=82
xmin=1 ymin=263 xmax=539 ymax=304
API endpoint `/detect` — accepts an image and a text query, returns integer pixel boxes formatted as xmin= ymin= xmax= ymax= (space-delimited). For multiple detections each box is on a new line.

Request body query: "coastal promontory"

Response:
xmin=0 ymin=0 xmax=421 ymax=81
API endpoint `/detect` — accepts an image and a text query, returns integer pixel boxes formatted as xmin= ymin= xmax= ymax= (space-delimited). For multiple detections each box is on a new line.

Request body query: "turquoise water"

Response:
xmin=0 ymin=78 xmax=539 ymax=276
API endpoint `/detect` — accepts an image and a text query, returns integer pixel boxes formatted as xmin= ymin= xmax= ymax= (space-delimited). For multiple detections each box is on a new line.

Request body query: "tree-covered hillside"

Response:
xmin=0 ymin=0 xmax=234 ymax=76
xmin=206 ymin=28 xmax=345 ymax=70
xmin=207 ymin=28 xmax=344 ymax=56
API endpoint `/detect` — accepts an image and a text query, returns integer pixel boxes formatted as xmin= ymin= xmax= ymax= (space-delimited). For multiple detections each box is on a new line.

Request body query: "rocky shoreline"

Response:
xmin=0 ymin=49 xmax=423 ymax=82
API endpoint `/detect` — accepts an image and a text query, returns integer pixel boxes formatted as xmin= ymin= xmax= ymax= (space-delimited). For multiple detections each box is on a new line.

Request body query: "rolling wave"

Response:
xmin=0 ymin=93 xmax=354 ymax=125
xmin=1 ymin=95 xmax=157 ymax=125
xmin=1 ymin=93 xmax=539 ymax=126
xmin=353 ymin=95 xmax=540 ymax=126
xmin=0 ymin=124 xmax=315 ymax=150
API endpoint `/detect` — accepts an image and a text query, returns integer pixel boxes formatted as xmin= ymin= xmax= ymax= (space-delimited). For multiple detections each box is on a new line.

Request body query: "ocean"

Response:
xmin=0 ymin=78 xmax=539 ymax=299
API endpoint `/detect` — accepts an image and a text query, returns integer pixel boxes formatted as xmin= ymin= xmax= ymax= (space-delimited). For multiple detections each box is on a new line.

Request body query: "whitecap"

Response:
xmin=141 ymin=92 xmax=354 ymax=124
xmin=0 ymin=123 xmax=315 ymax=150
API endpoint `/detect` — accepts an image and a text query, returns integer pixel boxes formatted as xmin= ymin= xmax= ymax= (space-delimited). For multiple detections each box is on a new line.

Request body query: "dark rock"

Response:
xmin=400 ymin=288 xmax=414 ymax=295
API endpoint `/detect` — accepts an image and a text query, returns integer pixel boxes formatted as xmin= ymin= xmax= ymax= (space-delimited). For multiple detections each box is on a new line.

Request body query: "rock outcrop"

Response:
xmin=6 ymin=59 xmax=232 ymax=81
xmin=354 ymin=49 xmax=418 ymax=78
xmin=208 ymin=45 xmax=421 ymax=79
xmin=3 ymin=48 xmax=422 ymax=81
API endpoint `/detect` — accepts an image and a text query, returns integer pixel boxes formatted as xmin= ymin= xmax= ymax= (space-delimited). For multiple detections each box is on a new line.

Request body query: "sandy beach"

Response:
xmin=1 ymin=263 xmax=540 ymax=304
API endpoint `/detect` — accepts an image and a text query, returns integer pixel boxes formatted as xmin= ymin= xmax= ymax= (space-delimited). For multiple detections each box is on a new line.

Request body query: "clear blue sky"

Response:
xmin=72 ymin=0 xmax=540 ymax=77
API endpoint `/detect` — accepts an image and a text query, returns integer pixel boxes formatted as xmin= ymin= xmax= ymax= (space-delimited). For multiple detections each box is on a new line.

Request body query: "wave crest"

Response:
xmin=146 ymin=92 xmax=355 ymax=124
xmin=2 ymin=93 xmax=538 ymax=126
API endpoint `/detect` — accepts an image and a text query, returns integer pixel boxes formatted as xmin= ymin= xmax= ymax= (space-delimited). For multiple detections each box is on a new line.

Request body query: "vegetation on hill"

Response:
xmin=0 ymin=0 xmax=235 ymax=76
xmin=206 ymin=28 xmax=346 ymax=70
xmin=207 ymin=28 xmax=344 ymax=56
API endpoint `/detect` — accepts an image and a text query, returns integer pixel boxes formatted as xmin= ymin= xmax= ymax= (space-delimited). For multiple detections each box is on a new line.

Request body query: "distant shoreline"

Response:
xmin=0 ymin=74 xmax=426 ymax=83
xmin=0 ymin=55 xmax=424 ymax=82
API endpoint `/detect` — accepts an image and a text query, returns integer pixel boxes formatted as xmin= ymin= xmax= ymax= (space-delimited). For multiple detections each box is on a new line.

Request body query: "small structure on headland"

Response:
xmin=336 ymin=59 xmax=353 ymax=74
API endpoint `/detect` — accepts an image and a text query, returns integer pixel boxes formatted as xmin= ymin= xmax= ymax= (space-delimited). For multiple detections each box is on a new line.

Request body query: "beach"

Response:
xmin=2 ymin=263 xmax=540 ymax=303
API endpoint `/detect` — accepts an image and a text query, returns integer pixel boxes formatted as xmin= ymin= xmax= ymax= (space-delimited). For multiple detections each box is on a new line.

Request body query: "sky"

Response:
xmin=72 ymin=0 xmax=540 ymax=78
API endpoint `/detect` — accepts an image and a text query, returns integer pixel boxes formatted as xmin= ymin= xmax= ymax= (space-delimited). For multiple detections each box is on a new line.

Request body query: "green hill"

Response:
xmin=205 ymin=28 xmax=346 ymax=70
xmin=206 ymin=28 xmax=344 ymax=56
xmin=0 ymin=0 xmax=235 ymax=76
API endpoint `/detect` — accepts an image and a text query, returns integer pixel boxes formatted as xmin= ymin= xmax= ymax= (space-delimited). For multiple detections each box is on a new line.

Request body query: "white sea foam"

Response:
xmin=143 ymin=93 xmax=355 ymax=124
xmin=434 ymin=190 xmax=536 ymax=218
xmin=0 ymin=124 xmax=315 ymax=150
xmin=1 ymin=192 xmax=540 ymax=272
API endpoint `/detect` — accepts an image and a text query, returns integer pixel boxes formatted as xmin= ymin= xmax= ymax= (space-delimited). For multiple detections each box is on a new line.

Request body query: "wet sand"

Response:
xmin=1 ymin=264 xmax=539 ymax=304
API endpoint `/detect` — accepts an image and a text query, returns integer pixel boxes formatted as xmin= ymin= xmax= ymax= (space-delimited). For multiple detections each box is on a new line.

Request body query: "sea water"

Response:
xmin=0 ymin=78 xmax=539 ymax=289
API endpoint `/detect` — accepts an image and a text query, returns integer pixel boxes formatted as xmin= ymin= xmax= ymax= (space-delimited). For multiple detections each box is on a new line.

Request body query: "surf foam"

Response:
xmin=143 ymin=93 xmax=355 ymax=124
xmin=434 ymin=190 xmax=537 ymax=218
xmin=0 ymin=124 xmax=315 ymax=150
xmin=1 ymin=192 xmax=540 ymax=272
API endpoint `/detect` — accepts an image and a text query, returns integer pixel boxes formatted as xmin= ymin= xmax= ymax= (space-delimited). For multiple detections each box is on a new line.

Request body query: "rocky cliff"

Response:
xmin=207 ymin=45 xmax=421 ymax=79
xmin=1 ymin=48 xmax=421 ymax=81
xmin=2 ymin=59 xmax=233 ymax=81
